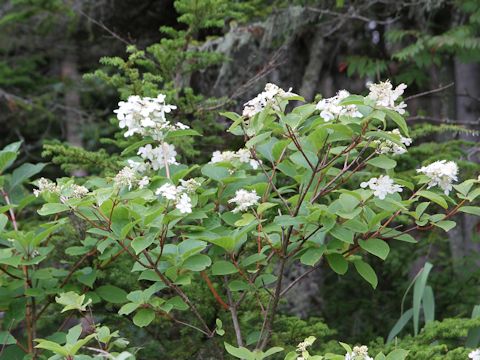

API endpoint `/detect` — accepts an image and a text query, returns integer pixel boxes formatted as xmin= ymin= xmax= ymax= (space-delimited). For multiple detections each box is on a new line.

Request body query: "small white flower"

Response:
xmin=210 ymin=150 xmax=236 ymax=164
xmin=249 ymin=159 xmax=260 ymax=169
xmin=316 ymin=90 xmax=362 ymax=121
xmin=127 ymin=159 xmax=149 ymax=173
xmin=374 ymin=128 xmax=412 ymax=155
xmin=71 ymin=185 xmax=89 ymax=198
xmin=228 ymin=189 xmax=260 ymax=213
xmin=156 ymin=180 xmax=198 ymax=214
xmin=242 ymin=83 xmax=297 ymax=118
xmin=113 ymin=166 xmax=137 ymax=190
xmin=236 ymin=148 xmax=251 ymax=163
xmin=33 ymin=178 xmax=59 ymax=197
xmin=176 ymin=193 xmax=192 ymax=214
xmin=345 ymin=346 xmax=373 ymax=360
xmin=417 ymin=160 xmax=458 ymax=195
xmin=175 ymin=122 xmax=189 ymax=130
xmin=113 ymin=94 xmax=180 ymax=139
xmin=210 ymin=148 xmax=261 ymax=170
xmin=296 ymin=336 xmax=316 ymax=353
xmin=367 ymin=80 xmax=407 ymax=114
xmin=156 ymin=183 xmax=178 ymax=200
xmin=34 ymin=178 xmax=89 ymax=201
xmin=138 ymin=143 xmax=178 ymax=170
xmin=179 ymin=179 xmax=201 ymax=193
xmin=138 ymin=176 xmax=150 ymax=189
xmin=360 ymin=175 xmax=403 ymax=200
xmin=469 ymin=349 xmax=480 ymax=360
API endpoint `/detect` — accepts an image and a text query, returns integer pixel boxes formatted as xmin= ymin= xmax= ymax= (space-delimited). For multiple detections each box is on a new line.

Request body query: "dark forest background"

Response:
xmin=1 ymin=0 xmax=480 ymax=358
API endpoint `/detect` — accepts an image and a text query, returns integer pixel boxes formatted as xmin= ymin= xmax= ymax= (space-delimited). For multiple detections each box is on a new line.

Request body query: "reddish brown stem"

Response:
xmin=200 ymin=271 xmax=229 ymax=310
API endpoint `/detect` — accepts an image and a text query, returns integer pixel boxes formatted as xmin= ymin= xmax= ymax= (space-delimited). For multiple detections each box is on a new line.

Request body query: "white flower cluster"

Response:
xmin=361 ymin=175 xmax=403 ymax=200
xmin=113 ymin=166 xmax=149 ymax=190
xmin=34 ymin=178 xmax=89 ymax=202
xmin=156 ymin=179 xmax=200 ymax=214
xmin=114 ymin=94 xmax=187 ymax=140
xmin=242 ymin=83 xmax=297 ymax=118
xmin=374 ymin=129 xmax=412 ymax=155
xmin=210 ymin=148 xmax=260 ymax=169
xmin=137 ymin=143 xmax=178 ymax=171
xmin=33 ymin=178 xmax=58 ymax=197
xmin=417 ymin=160 xmax=458 ymax=195
xmin=228 ymin=189 xmax=260 ymax=213
xmin=469 ymin=349 xmax=480 ymax=360
xmin=345 ymin=346 xmax=373 ymax=360
xmin=295 ymin=336 xmax=316 ymax=360
xmin=367 ymin=80 xmax=407 ymax=114
xmin=316 ymin=90 xmax=363 ymax=121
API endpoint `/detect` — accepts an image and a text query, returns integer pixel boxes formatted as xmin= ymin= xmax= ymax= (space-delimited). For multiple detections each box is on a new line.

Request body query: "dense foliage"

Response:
xmin=0 ymin=1 xmax=480 ymax=360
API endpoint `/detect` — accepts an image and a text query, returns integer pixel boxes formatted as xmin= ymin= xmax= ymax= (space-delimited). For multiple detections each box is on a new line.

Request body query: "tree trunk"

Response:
xmin=452 ymin=59 xmax=480 ymax=260
xmin=61 ymin=50 xmax=87 ymax=176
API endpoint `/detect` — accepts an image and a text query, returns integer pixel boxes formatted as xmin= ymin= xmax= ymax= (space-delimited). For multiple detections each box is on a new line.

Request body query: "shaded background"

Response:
xmin=1 ymin=0 xmax=479 ymax=358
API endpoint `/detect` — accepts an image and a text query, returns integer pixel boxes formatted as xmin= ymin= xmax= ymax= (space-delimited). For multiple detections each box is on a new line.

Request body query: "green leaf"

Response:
xmin=326 ymin=253 xmax=348 ymax=275
xmin=68 ymin=333 xmax=96 ymax=355
xmin=182 ymin=254 xmax=211 ymax=271
xmin=118 ymin=302 xmax=139 ymax=316
xmin=37 ymin=203 xmax=70 ymax=216
xmin=359 ymin=239 xmax=390 ymax=260
xmin=459 ymin=206 xmax=480 ymax=216
xmin=384 ymin=109 xmax=409 ymax=136
xmin=10 ymin=163 xmax=45 ymax=189
xmin=0 ymin=213 xmax=8 ymax=231
xmin=206 ymin=236 xmax=237 ymax=252
xmin=245 ymin=131 xmax=272 ymax=149
xmin=307 ymin=128 xmax=328 ymax=151
xmin=386 ymin=349 xmax=409 ymax=360
xmin=367 ymin=155 xmax=397 ymax=169
xmin=433 ymin=220 xmax=456 ymax=232
xmin=224 ymin=342 xmax=254 ymax=360
xmin=257 ymin=202 xmax=278 ymax=215
xmin=95 ymin=187 xmax=115 ymax=206
xmin=354 ymin=260 xmax=378 ymax=289
xmin=0 ymin=151 xmax=17 ymax=173
xmin=35 ymin=340 xmax=69 ymax=356
xmin=96 ymin=285 xmax=128 ymax=304
xmin=212 ymin=261 xmax=238 ymax=276
xmin=339 ymin=342 xmax=352 ymax=353
xmin=422 ymin=285 xmax=435 ymax=324
xmin=300 ymin=246 xmax=326 ymax=266
xmin=66 ymin=324 xmax=82 ymax=344
xmin=0 ymin=331 xmax=16 ymax=345
xmin=344 ymin=218 xmax=368 ymax=233
xmin=330 ymin=226 xmax=354 ymax=244
xmin=394 ymin=234 xmax=417 ymax=243
xmin=201 ymin=164 xmax=230 ymax=181
xmin=263 ymin=347 xmax=284 ymax=357
xmin=417 ymin=190 xmax=447 ymax=209
xmin=387 ymin=308 xmax=413 ymax=343
xmin=133 ymin=308 xmax=155 ymax=327
xmin=467 ymin=187 xmax=480 ymax=201
xmin=413 ymin=262 xmax=433 ymax=335
xmin=131 ymin=235 xmax=155 ymax=255
xmin=120 ymin=139 xmax=151 ymax=156
xmin=55 ymin=292 xmax=92 ymax=313
xmin=453 ymin=180 xmax=475 ymax=196
xmin=77 ymin=267 xmax=96 ymax=288
xmin=234 ymin=213 xmax=256 ymax=227
xmin=466 ymin=305 xmax=480 ymax=348
xmin=229 ymin=280 xmax=249 ymax=292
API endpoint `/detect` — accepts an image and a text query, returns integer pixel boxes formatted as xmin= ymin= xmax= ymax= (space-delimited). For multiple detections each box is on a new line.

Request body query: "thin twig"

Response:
xmin=404 ymin=82 xmax=454 ymax=101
